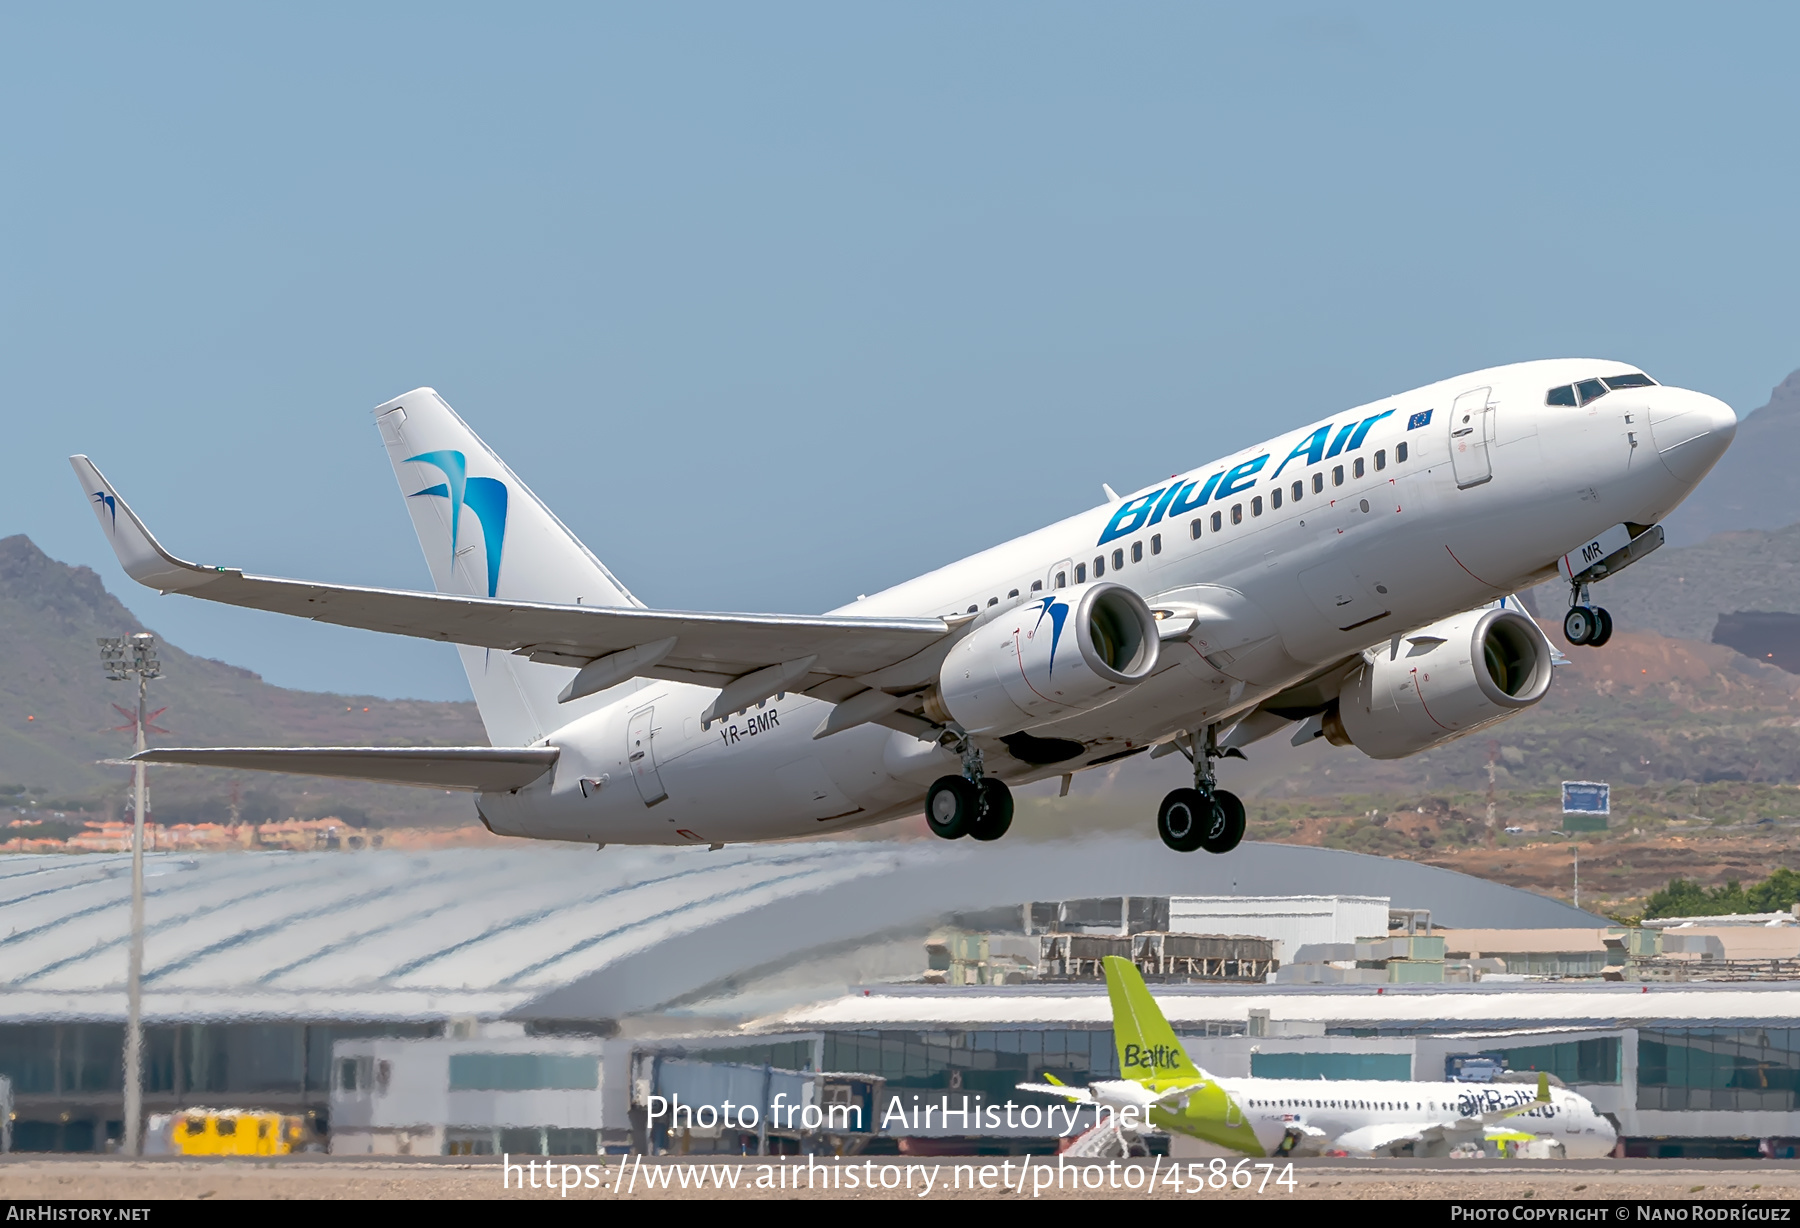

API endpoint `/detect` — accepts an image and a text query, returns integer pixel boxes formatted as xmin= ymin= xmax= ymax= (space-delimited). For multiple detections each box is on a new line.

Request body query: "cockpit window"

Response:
xmin=1575 ymin=379 xmax=1608 ymax=405
xmin=1602 ymin=372 xmax=1656 ymax=390
xmin=1546 ymin=385 xmax=1577 ymax=407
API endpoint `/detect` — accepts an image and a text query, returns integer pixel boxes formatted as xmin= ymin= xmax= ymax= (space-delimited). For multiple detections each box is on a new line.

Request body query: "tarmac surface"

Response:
xmin=1 ymin=1155 xmax=1798 ymax=1201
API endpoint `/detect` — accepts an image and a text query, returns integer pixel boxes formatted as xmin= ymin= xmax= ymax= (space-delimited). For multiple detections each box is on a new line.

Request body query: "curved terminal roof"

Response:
xmin=768 ymin=980 xmax=1800 ymax=1032
xmin=0 ymin=838 xmax=1607 ymax=1025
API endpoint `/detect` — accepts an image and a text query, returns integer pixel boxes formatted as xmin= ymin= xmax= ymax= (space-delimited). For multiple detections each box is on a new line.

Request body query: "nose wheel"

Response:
xmin=1157 ymin=726 xmax=1246 ymax=853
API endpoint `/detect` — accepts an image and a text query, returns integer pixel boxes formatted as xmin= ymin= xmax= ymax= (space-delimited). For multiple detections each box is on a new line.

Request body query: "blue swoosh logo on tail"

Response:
xmin=405 ymin=450 xmax=508 ymax=598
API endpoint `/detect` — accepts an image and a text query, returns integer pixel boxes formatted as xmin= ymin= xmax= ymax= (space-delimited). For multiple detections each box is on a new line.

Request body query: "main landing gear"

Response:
xmin=1157 ymin=726 xmax=1245 ymax=854
xmin=926 ymin=742 xmax=1013 ymax=842
xmin=1563 ymin=580 xmax=1613 ymax=648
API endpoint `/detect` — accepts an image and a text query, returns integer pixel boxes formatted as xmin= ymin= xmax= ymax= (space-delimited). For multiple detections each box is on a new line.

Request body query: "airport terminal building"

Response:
xmin=1 ymin=839 xmax=1795 ymax=1157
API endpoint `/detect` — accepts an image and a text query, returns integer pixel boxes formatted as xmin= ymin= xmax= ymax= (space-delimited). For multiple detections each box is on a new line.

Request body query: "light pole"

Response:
xmin=98 ymin=633 xmax=159 ymax=1156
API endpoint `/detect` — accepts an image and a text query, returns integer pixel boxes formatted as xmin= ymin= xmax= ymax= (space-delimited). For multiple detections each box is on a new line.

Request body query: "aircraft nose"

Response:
xmin=1647 ymin=389 xmax=1736 ymax=485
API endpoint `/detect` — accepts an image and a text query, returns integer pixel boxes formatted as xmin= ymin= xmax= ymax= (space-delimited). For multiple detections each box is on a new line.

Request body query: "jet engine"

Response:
xmin=921 ymin=582 xmax=1161 ymax=735
xmin=1323 ymin=605 xmax=1554 ymax=760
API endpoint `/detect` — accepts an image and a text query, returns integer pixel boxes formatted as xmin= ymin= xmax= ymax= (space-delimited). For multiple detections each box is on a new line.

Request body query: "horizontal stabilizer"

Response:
xmin=130 ymin=746 xmax=559 ymax=792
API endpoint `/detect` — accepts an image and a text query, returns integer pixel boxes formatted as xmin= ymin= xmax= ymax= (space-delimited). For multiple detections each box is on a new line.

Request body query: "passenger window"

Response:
xmin=1374 ymin=449 xmax=1386 ymax=471
xmin=1396 ymin=441 xmax=1408 ymax=463
xmin=1270 ymin=487 xmax=1282 ymax=509
xmin=1251 ymin=496 xmax=1263 ymax=516
xmin=1190 ymin=519 xmax=1203 ymax=540
xmin=987 ymin=597 xmax=998 ymax=607
xmin=1210 ymin=511 xmax=1222 ymax=532
xmin=1130 ymin=542 xmax=1142 ymax=563
xmin=1055 ymin=571 xmax=1067 ymax=588
xmin=1332 ymin=465 xmax=1344 ymax=486
xmin=1292 ymin=480 xmax=1303 ymax=501
xmin=1546 ymin=384 xmax=1578 ymax=406
xmin=1353 ymin=456 xmax=1365 ymax=479
xmin=1007 ymin=589 xmax=1018 ymax=598
xmin=217 ymin=1118 xmax=237 ymax=1136
xmin=1151 ymin=534 xmax=1161 ymax=555
xmin=1074 ymin=563 xmax=1086 ymax=583
xmin=966 ymin=605 xmax=977 ymax=614
xmin=1031 ymin=580 xmax=1043 ymax=592
xmin=1231 ymin=503 xmax=1243 ymax=525
xmin=1603 ymin=372 xmax=1657 ymax=389
xmin=1093 ymin=556 xmax=1105 ymax=577
xmin=1576 ymin=379 xmax=1608 ymax=405
xmin=1112 ymin=548 xmax=1124 ymax=570
xmin=185 ymin=1119 xmax=204 ymax=1136
xmin=1312 ymin=473 xmax=1324 ymax=494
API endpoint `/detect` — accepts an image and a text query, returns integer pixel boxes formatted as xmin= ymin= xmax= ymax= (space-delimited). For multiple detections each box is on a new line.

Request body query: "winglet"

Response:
xmin=1041 ymin=1072 xmax=1066 ymax=1087
xmin=68 ymin=456 xmax=228 ymax=594
xmin=1537 ymin=1071 xmax=1550 ymax=1103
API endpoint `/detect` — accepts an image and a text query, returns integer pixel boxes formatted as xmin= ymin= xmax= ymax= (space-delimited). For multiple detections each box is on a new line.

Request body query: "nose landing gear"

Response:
xmin=1563 ymin=581 xmax=1613 ymax=648
xmin=1157 ymin=726 xmax=1245 ymax=854
xmin=926 ymin=741 xmax=1014 ymax=841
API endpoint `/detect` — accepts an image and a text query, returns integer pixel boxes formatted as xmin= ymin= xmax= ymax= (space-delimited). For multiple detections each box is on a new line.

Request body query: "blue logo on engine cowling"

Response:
xmin=1030 ymin=596 xmax=1069 ymax=676
xmin=1096 ymin=409 xmax=1396 ymax=547
xmin=405 ymin=450 xmax=508 ymax=598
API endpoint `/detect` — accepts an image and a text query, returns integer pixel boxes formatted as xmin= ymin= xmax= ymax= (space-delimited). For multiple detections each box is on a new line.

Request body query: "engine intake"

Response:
xmin=1324 ymin=605 xmax=1554 ymax=759
xmin=922 ymin=581 xmax=1161 ymax=735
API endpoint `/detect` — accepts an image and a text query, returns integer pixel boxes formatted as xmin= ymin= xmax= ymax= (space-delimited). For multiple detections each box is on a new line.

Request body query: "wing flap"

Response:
xmin=71 ymin=455 xmax=950 ymax=681
xmin=131 ymin=746 xmax=559 ymax=792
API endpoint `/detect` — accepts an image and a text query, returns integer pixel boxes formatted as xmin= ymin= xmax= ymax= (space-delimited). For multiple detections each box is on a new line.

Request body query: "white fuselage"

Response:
xmin=1223 ymin=1075 xmax=1619 ymax=1158
xmin=476 ymin=358 xmax=1734 ymax=845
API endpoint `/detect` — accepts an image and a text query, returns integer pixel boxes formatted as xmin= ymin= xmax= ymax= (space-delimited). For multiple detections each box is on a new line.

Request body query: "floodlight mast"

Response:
xmin=98 ymin=633 xmax=159 ymax=1156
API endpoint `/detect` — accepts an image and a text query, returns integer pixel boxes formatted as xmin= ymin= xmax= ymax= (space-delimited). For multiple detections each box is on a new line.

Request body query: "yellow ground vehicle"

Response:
xmin=147 ymin=1109 xmax=316 ymax=1156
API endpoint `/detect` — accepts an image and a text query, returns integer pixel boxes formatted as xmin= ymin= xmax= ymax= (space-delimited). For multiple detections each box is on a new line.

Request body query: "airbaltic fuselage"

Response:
xmin=476 ymin=358 xmax=1733 ymax=845
xmin=1098 ymin=1074 xmax=1619 ymax=1159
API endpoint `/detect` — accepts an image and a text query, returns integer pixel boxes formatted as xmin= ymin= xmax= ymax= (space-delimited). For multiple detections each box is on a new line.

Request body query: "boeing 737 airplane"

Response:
xmin=72 ymin=359 xmax=1734 ymax=852
xmin=1021 ymin=956 xmax=1619 ymax=1159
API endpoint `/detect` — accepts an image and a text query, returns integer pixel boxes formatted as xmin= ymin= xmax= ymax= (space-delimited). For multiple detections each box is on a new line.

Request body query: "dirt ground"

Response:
xmin=2 ymin=1156 xmax=1798 ymax=1201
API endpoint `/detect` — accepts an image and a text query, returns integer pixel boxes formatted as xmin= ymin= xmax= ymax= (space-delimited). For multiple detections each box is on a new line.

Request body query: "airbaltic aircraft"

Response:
xmin=73 ymin=359 xmax=1734 ymax=852
xmin=1023 ymin=956 xmax=1618 ymax=1159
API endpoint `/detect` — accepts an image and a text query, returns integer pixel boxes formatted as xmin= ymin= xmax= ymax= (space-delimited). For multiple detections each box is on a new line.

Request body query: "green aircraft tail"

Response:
xmin=1103 ymin=955 xmax=1202 ymax=1081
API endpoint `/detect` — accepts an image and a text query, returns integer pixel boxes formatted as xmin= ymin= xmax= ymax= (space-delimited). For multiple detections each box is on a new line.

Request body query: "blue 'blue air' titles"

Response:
xmin=405 ymin=450 xmax=510 ymax=598
xmin=1096 ymin=409 xmax=1397 ymax=547
xmin=1030 ymin=596 xmax=1070 ymax=676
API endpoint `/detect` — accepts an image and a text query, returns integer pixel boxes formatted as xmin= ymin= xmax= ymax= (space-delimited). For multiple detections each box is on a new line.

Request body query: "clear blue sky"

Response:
xmin=5 ymin=4 xmax=1797 ymax=701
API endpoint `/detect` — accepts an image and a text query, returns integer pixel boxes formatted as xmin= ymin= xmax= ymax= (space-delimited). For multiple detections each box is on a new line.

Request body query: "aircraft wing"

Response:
xmin=129 ymin=746 xmax=559 ymax=791
xmin=71 ymin=457 xmax=953 ymax=698
xmin=1332 ymin=1121 xmax=1448 ymax=1157
xmin=1015 ymin=1082 xmax=1094 ymax=1103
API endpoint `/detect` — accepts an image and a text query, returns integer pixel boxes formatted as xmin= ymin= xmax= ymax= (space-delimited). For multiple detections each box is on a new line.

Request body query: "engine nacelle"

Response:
xmin=923 ymin=582 xmax=1161 ymax=735
xmin=1324 ymin=605 xmax=1554 ymax=760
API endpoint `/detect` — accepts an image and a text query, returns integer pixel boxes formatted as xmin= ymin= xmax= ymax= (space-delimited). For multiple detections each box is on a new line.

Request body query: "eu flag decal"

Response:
xmin=1407 ymin=409 xmax=1433 ymax=430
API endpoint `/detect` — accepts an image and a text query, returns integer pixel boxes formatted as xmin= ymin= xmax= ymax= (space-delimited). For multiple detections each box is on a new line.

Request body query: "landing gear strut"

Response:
xmin=926 ymin=739 xmax=1013 ymax=841
xmin=1563 ymin=580 xmax=1613 ymax=648
xmin=1157 ymin=726 xmax=1245 ymax=854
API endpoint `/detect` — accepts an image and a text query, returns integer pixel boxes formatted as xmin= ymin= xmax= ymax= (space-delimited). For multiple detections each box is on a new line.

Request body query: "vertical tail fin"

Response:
xmin=374 ymin=388 xmax=640 ymax=745
xmin=1103 ymin=955 xmax=1203 ymax=1081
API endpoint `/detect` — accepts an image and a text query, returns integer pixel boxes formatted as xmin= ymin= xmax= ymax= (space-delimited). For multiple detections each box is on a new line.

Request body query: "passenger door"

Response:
xmin=627 ymin=705 xmax=668 ymax=806
xmin=1448 ymin=387 xmax=1495 ymax=488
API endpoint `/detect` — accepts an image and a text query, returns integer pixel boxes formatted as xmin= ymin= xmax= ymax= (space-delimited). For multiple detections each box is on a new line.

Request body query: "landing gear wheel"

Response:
xmin=926 ymin=775 xmax=978 ymax=839
xmin=970 ymin=778 xmax=1014 ymax=841
xmin=1588 ymin=607 xmax=1613 ymax=647
xmin=1563 ymin=606 xmax=1598 ymax=646
xmin=1200 ymin=789 xmax=1247 ymax=854
xmin=1157 ymin=788 xmax=1208 ymax=852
